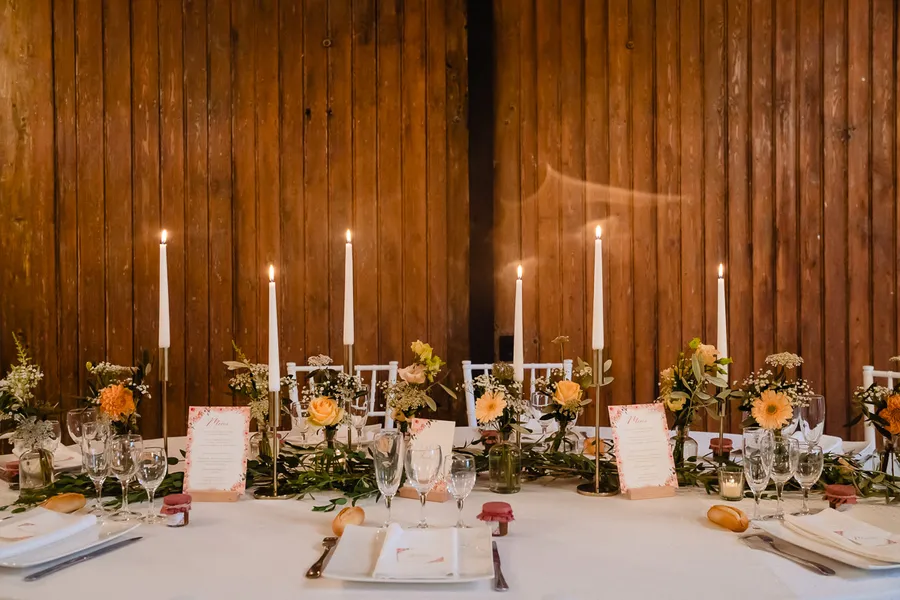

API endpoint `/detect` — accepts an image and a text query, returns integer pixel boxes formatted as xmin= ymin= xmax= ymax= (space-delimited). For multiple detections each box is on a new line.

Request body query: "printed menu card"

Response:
xmin=608 ymin=403 xmax=677 ymax=498
xmin=184 ymin=406 xmax=251 ymax=501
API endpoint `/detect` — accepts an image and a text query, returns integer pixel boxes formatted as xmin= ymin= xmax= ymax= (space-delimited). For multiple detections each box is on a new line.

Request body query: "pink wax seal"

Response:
xmin=160 ymin=493 xmax=192 ymax=527
xmin=477 ymin=501 xmax=514 ymax=536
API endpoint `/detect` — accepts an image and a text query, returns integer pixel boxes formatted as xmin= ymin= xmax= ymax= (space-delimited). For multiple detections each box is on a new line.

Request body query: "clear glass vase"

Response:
xmin=488 ymin=435 xmax=521 ymax=494
xmin=19 ymin=446 xmax=55 ymax=492
xmin=668 ymin=426 xmax=698 ymax=468
xmin=548 ymin=420 xmax=582 ymax=454
xmin=879 ymin=439 xmax=898 ymax=504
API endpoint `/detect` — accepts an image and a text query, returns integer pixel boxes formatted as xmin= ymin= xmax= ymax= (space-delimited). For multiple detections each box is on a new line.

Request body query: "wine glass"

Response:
xmin=742 ymin=427 xmax=775 ymax=521
xmin=404 ymin=444 xmax=443 ymax=529
xmin=109 ymin=434 xmax=143 ymax=521
xmin=42 ymin=420 xmax=62 ymax=454
xmin=793 ymin=443 xmax=825 ymax=515
xmin=372 ymin=431 xmax=403 ymax=527
xmin=800 ymin=395 xmax=826 ymax=445
xmin=531 ymin=393 xmax=551 ymax=446
xmin=766 ymin=437 xmax=799 ymax=520
xmin=349 ymin=394 xmax=370 ymax=448
xmin=780 ymin=405 xmax=801 ymax=438
xmin=136 ymin=447 xmax=168 ymax=524
xmin=289 ymin=402 xmax=310 ymax=444
xmin=81 ymin=435 xmax=109 ymax=516
xmin=66 ymin=407 xmax=98 ymax=446
xmin=446 ymin=453 xmax=476 ymax=528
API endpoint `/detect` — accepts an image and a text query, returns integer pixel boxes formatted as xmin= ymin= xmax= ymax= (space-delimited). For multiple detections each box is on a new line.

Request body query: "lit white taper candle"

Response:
xmin=513 ymin=265 xmax=524 ymax=382
xmin=159 ymin=230 xmax=170 ymax=349
xmin=591 ymin=226 xmax=604 ymax=350
xmin=268 ymin=265 xmax=280 ymax=392
xmin=343 ymin=230 xmax=354 ymax=345
xmin=717 ymin=264 xmax=728 ymax=381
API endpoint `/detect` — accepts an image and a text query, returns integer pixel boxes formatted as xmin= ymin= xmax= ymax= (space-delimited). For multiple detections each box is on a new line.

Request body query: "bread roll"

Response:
xmin=332 ymin=506 xmax=365 ymax=536
xmin=706 ymin=504 xmax=749 ymax=533
xmin=41 ymin=493 xmax=87 ymax=514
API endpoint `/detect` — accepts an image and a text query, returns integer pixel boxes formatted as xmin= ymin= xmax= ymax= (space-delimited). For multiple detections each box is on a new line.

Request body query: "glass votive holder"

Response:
xmin=718 ymin=466 xmax=745 ymax=502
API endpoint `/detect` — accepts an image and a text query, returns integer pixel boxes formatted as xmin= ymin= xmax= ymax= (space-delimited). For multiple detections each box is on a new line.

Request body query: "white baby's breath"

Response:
xmin=765 ymin=352 xmax=804 ymax=370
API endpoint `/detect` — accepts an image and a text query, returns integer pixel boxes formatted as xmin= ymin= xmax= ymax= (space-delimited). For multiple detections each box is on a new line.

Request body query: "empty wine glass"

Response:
xmin=42 ymin=421 xmax=62 ymax=454
xmin=109 ymin=434 xmax=142 ymax=522
xmin=372 ymin=431 xmax=403 ymax=527
xmin=800 ymin=395 xmax=826 ymax=445
xmin=136 ymin=447 xmax=168 ymax=524
xmin=405 ymin=444 xmax=443 ymax=529
xmin=289 ymin=402 xmax=310 ymax=444
xmin=349 ymin=394 xmax=370 ymax=448
xmin=766 ymin=437 xmax=799 ymax=520
xmin=793 ymin=443 xmax=825 ymax=515
xmin=780 ymin=405 xmax=801 ymax=438
xmin=81 ymin=435 xmax=109 ymax=516
xmin=66 ymin=407 xmax=98 ymax=446
xmin=742 ymin=427 xmax=775 ymax=521
xmin=446 ymin=453 xmax=476 ymax=528
xmin=531 ymin=393 xmax=551 ymax=439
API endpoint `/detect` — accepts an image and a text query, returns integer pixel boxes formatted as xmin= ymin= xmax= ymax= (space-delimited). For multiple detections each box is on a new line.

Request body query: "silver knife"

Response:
xmin=492 ymin=541 xmax=509 ymax=592
xmin=24 ymin=537 xmax=143 ymax=582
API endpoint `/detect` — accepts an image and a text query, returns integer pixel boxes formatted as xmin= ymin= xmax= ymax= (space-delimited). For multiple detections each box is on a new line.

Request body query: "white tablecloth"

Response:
xmin=1 ymin=431 xmax=899 ymax=600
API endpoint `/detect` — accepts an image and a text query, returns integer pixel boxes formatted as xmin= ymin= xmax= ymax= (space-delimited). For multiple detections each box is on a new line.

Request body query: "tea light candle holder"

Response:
xmin=717 ymin=466 xmax=744 ymax=502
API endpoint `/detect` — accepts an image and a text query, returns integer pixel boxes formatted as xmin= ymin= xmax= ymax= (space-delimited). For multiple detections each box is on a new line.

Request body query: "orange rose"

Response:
xmin=307 ymin=396 xmax=344 ymax=427
xmin=553 ymin=380 xmax=583 ymax=410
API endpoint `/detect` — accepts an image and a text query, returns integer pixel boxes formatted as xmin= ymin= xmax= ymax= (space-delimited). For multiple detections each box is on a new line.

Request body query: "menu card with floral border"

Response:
xmin=608 ymin=403 xmax=678 ymax=499
xmin=184 ymin=406 xmax=251 ymax=502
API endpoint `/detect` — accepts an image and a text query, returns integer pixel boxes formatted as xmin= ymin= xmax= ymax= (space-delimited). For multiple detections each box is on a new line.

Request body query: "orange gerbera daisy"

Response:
xmin=475 ymin=391 xmax=506 ymax=424
xmin=878 ymin=395 xmax=900 ymax=436
xmin=751 ymin=390 xmax=793 ymax=430
xmin=98 ymin=384 xmax=136 ymax=421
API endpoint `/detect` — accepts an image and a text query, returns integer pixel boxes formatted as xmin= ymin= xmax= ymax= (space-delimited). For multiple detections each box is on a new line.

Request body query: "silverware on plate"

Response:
xmin=24 ymin=536 xmax=143 ymax=582
xmin=306 ymin=536 xmax=338 ymax=579
xmin=741 ymin=533 xmax=835 ymax=576
xmin=492 ymin=541 xmax=509 ymax=592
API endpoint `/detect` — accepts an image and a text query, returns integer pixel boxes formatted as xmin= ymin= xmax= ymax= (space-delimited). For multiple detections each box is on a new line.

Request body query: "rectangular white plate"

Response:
xmin=754 ymin=520 xmax=900 ymax=571
xmin=323 ymin=525 xmax=494 ymax=584
xmin=0 ymin=520 xmax=140 ymax=568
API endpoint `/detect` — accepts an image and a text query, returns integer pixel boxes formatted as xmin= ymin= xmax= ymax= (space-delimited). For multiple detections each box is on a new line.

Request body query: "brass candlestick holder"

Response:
xmin=344 ymin=343 xmax=354 ymax=451
xmin=577 ymin=347 xmax=614 ymax=497
xmin=159 ymin=347 xmax=169 ymax=456
xmin=255 ymin=389 xmax=287 ymax=498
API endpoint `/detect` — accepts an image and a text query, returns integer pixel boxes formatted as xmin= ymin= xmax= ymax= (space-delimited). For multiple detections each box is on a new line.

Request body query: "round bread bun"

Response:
xmin=41 ymin=493 xmax=87 ymax=514
xmin=332 ymin=506 xmax=365 ymax=536
xmin=706 ymin=504 xmax=749 ymax=533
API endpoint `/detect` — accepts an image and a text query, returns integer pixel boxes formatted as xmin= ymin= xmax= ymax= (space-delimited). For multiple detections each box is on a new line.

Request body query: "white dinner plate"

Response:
xmin=323 ymin=525 xmax=495 ymax=584
xmin=0 ymin=520 xmax=140 ymax=568
xmin=753 ymin=520 xmax=900 ymax=571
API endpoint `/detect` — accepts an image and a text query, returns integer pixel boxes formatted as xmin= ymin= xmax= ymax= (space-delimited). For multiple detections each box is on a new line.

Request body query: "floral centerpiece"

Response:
xmin=657 ymin=338 xmax=735 ymax=466
xmin=738 ymin=352 xmax=813 ymax=432
xmin=383 ymin=340 xmax=451 ymax=434
xmin=470 ymin=362 xmax=525 ymax=439
xmin=85 ymin=352 xmax=152 ymax=435
xmin=851 ymin=356 xmax=900 ymax=476
xmin=224 ymin=343 xmax=297 ymax=458
xmin=533 ymin=359 xmax=593 ymax=453
xmin=301 ymin=355 xmax=366 ymax=452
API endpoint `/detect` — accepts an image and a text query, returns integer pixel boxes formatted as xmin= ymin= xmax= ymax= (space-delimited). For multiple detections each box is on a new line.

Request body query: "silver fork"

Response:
xmin=742 ymin=533 xmax=836 ymax=576
xmin=305 ymin=536 xmax=338 ymax=579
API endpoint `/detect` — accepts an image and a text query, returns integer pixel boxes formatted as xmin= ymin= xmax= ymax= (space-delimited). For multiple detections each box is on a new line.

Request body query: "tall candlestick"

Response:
xmin=268 ymin=265 xmax=280 ymax=392
xmin=592 ymin=226 xmax=604 ymax=350
xmin=513 ymin=265 xmax=524 ymax=382
xmin=343 ymin=230 xmax=354 ymax=345
xmin=159 ymin=230 xmax=170 ymax=349
xmin=717 ymin=264 xmax=728 ymax=381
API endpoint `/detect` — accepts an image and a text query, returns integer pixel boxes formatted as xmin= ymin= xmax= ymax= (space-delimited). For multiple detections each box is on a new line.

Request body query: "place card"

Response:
xmin=397 ymin=418 xmax=456 ymax=503
xmin=608 ymin=403 xmax=678 ymax=500
xmin=184 ymin=406 xmax=251 ymax=502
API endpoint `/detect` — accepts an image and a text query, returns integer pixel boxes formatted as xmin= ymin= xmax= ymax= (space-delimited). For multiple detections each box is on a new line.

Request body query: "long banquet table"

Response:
xmin=2 ymin=429 xmax=900 ymax=600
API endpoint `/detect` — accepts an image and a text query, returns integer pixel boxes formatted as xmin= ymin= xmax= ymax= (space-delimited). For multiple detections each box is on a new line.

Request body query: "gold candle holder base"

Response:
xmin=577 ymin=482 xmax=619 ymax=497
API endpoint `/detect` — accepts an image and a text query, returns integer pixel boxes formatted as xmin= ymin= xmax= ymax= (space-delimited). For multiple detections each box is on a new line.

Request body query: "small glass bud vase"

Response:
xmin=668 ymin=426 xmax=698 ymax=468
xmin=19 ymin=446 xmax=55 ymax=492
xmin=488 ymin=434 xmax=521 ymax=494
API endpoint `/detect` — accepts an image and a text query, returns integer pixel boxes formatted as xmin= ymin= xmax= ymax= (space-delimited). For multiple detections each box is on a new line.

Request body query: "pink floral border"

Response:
xmin=184 ymin=406 xmax=251 ymax=495
xmin=608 ymin=403 xmax=678 ymax=493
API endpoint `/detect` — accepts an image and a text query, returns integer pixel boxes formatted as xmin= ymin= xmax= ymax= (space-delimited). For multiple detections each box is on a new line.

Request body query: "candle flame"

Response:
xmin=596 ymin=225 xmax=602 ymax=239
xmin=161 ymin=229 xmax=168 ymax=244
xmin=517 ymin=265 xmax=523 ymax=279
xmin=268 ymin=265 xmax=275 ymax=282
xmin=718 ymin=263 xmax=724 ymax=278
xmin=346 ymin=229 xmax=352 ymax=243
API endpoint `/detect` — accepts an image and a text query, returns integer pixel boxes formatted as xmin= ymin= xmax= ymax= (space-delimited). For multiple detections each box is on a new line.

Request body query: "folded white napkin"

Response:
xmin=0 ymin=508 xmax=97 ymax=560
xmin=784 ymin=509 xmax=900 ymax=564
xmin=371 ymin=523 xmax=459 ymax=580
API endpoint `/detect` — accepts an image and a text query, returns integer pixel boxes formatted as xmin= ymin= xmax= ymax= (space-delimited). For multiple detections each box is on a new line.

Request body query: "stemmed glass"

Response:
xmin=372 ymin=431 xmax=403 ymax=527
xmin=42 ymin=421 xmax=62 ymax=453
xmin=349 ymin=394 xmax=370 ymax=448
xmin=289 ymin=402 xmax=310 ymax=444
xmin=793 ymin=443 xmax=825 ymax=515
xmin=81 ymin=433 xmax=109 ymax=516
xmin=766 ymin=437 xmax=799 ymax=520
xmin=446 ymin=453 xmax=476 ymax=528
xmin=136 ymin=447 xmax=168 ymax=524
xmin=109 ymin=434 xmax=143 ymax=522
xmin=531 ymin=393 xmax=551 ymax=441
xmin=800 ymin=395 xmax=826 ymax=445
xmin=780 ymin=406 xmax=801 ymax=438
xmin=66 ymin=408 xmax=98 ymax=446
xmin=405 ymin=444 xmax=443 ymax=529
xmin=742 ymin=427 xmax=775 ymax=521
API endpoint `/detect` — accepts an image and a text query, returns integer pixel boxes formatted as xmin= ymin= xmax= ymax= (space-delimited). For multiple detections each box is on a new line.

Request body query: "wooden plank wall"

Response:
xmin=493 ymin=0 xmax=900 ymax=438
xmin=0 ymin=0 xmax=470 ymax=437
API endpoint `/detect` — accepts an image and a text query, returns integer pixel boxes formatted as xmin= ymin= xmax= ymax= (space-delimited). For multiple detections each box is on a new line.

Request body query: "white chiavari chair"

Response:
xmin=863 ymin=365 xmax=900 ymax=446
xmin=461 ymin=360 xmax=573 ymax=428
xmin=286 ymin=362 xmax=344 ymax=403
xmin=354 ymin=362 xmax=399 ymax=428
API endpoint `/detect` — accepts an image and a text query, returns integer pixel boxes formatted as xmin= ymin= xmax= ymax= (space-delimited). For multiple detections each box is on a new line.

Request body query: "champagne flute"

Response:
xmin=349 ymin=394 xmax=370 ymax=448
xmin=800 ymin=395 xmax=826 ymax=445
xmin=372 ymin=431 xmax=403 ymax=527
xmin=404 ymin=444 xmax=443 ymax=529
xmin=81 ymin=435 xmax=109 ymax=516
xmin=793 ymin=443 xmax=825 ymax=515
xmin=742 ymin=427 xmax=774 ymax=521
xmin=109 ymin=434 xmax=143 ymax=521
xmin=447 ymin=453 xmax=476 ymax=528
xmin=766 ymin=437 xmax=799 ymax=520
xmin=136 ymin=447 xmax=168 ymax=524
xmin=66 ymin=407 xmax=98 ymax=446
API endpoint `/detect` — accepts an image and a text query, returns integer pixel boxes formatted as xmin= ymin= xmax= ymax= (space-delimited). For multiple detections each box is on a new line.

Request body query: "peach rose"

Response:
xmin=553 ymin=380 xmax=583 ymax=409
xmin=398 ymin=363 xmax=426 ymax=385
xmin=695 ymin=344 xmax=719 ymax=367
xmin=307 ymin=396 xmax=345 ymax=428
